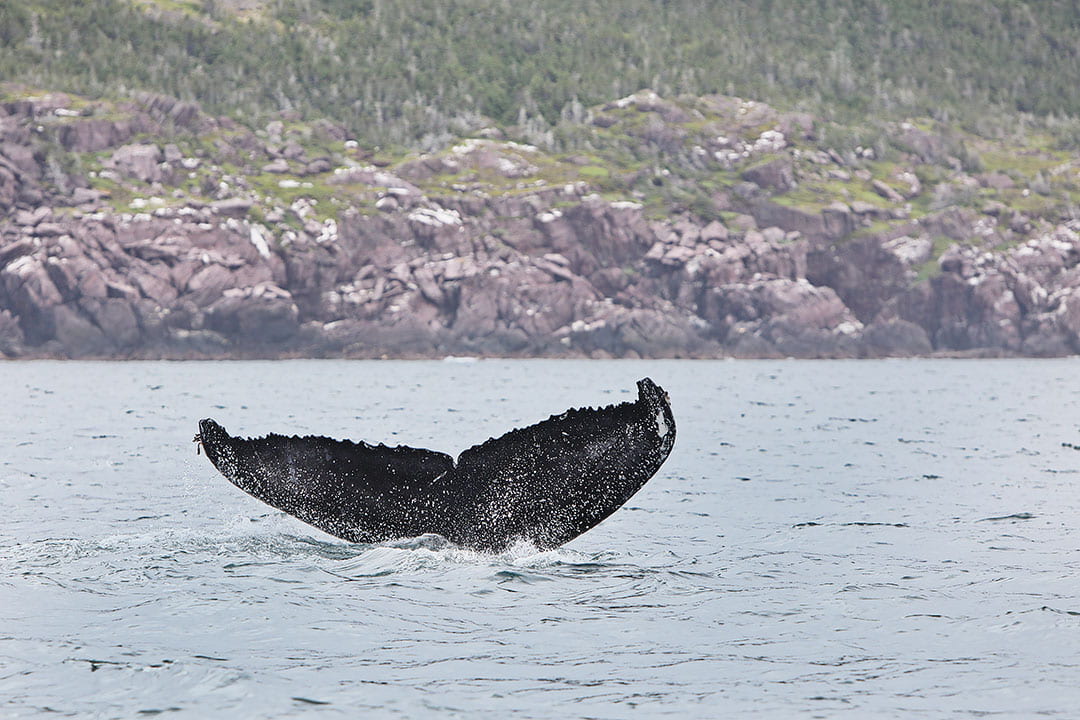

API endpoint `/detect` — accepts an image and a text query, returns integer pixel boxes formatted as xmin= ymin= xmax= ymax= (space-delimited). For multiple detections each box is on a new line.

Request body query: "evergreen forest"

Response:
xmin=2 ymin=0 xmax=1080 ymax=150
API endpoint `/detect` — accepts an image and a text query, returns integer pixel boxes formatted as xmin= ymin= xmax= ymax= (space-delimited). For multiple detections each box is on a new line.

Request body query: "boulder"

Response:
xmin=186 ymin=264 xmax=235 ymax=306
xmin=0 ymin=309 xmax=25 ymax=356
xmin=760 ymin=318 xmax=861 ymax=358
xmin=753 ymin=201 xmax=838 ymax=242
xmin=79 ymin=297 xmax=141 ymax=348
xmin=807 ymin=235 xmax=912 ymax=323
xmin=262 ymin=158 xmax=290 ymax=174
xmin=871 ymin=179 xmax=904 ymax=203
xmin=50 ymin=303 xmax=109 ymax=356
xmin=822 ymin=202 xmax=855 ymax=239
xmin=165 ymin=328 xmax=230 ymax=356
xmin=701 ymin=278 xmax=862 ymax=357
xmin=304 ymin=157 xmax=333 ymax=175
xmin=0 ymin=142 xmax=40 ymax=177
xmin=56 ymin=118 xmax=134 ymax=152
xmin=860 ymin=319 xmax=932 ymax=357
xmin=1 ymin=256 xmax=64 ymax=345
xmin=0 ymin=165 xmax=16 ymax=212
xmin=136 ymin=93 xmax=201 ymax=128
xmin=210 ymin=198 xmax=253 ymax=217
xmin=894 ymin=126 xmax=947 ymax=163
xmin=205 ymin=284 xmax=300 ymax=344
xmin=72 ymin=187 xmax=104 ymax=206
xmin=1056 ymin=290 xmax=1080 ymax=348
xmin=109 ymin=144 xmax=163 ymax=183
xmin=741 ymin=156 xmax=794 ymax=191
xmin=163 ymin=144 xmax=183 ymax=163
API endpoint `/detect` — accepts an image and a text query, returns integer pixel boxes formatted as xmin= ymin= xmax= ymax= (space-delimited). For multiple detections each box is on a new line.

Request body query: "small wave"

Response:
xmin=326 ymin=535 xmax=566 ymax=576
xmin=4 ymin=522 xmax=638 ymax=592
xmin=316 ymin=534 xmax=615 ymax=583
xmin=1 ymin=525 xmax=368 ymax=574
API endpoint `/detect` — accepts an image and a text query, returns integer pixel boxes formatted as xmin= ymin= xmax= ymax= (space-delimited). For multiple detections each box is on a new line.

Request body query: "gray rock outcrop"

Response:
xmin=3 ymin=89 xmax=1080 ymax=359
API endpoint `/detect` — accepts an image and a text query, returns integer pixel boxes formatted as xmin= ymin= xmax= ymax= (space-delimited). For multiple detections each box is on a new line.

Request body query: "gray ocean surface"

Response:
xmin=3 ymin=359 xmax=1080 ymax=718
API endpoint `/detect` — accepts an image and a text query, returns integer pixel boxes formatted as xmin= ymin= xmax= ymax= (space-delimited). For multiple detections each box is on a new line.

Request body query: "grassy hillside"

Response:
xmin=2 ymin=0 xmax=1080 ymax=150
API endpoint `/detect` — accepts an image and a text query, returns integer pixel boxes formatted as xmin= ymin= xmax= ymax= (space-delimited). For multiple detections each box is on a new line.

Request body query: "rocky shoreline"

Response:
xmin=3 ymin=88 xmax=1079 ymax=359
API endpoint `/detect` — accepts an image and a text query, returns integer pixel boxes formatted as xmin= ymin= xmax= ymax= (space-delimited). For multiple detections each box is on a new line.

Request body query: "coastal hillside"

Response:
xmin=1 ymin=1 xmax=1079 ymax=358
xmin=2 ymin=86 xmax=1079 ymax=358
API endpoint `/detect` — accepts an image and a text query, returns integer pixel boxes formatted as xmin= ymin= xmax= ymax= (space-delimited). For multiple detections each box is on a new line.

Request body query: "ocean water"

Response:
xmin=3 ymin=358 xmax=1080 ymax=718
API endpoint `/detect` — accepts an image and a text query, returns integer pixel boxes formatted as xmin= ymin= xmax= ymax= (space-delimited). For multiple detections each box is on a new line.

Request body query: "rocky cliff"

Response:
xmin=2 ymin=87 xmax=1079 ymax=358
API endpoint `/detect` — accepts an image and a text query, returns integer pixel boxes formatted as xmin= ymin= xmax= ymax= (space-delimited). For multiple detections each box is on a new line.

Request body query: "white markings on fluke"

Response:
xmin=656 ymin=409 xmax=670 ymax=438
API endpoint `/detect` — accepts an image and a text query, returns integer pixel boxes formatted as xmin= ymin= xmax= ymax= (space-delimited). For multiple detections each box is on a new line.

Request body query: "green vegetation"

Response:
xmin=2 ymin=0 xmax=1080 ymax=149
xmin=5 ymin=0 xmax=1076 ymax=257
xmin=915 ymin=236 xmax=957 ymax=282
xmin=14 ymin=76 xmax=1074 ymax=257
xmin=980 ymin=147 xmax=1070 ymax=177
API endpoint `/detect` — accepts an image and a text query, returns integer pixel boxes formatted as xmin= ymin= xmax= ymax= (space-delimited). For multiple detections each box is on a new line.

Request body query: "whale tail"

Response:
xmin=195 ymin=418 xmax=227 ymax=456
xmin=194 ymin=418 xmax=236 ymax=473
xmin=197 ymin=377 xmax=675 ymax=551
xmin=446 ymin=376 xmax=676 ymax=549
xmin=637 ymin=376 xmax=675 ymax=443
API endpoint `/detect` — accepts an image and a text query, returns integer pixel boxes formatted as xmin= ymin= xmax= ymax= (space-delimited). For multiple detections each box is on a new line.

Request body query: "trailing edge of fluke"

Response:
xmin=195 ymin=377 xmax=675 ymax=552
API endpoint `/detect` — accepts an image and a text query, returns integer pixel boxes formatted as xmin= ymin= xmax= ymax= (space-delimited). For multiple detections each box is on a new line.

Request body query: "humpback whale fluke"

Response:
xmin=195 ymin=378 xmax=675 ymax=552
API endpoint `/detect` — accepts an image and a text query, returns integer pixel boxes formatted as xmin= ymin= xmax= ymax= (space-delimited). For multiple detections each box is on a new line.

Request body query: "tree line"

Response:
xmin=2 ymin=0 xmax=1079 ymax=149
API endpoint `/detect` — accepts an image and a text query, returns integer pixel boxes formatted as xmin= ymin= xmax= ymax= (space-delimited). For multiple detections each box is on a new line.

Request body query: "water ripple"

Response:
xmin=4 ymin=359 xmax=1080 ymax=718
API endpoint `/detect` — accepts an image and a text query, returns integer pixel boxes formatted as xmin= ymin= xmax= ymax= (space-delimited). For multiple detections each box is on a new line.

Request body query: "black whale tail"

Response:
xmin=195 ymin=418 xmax=240 ymax=479
xmin=196 ymin=378 xmax=676 ymax=551
xmin=197 ymin=418 xmax=228 ymax=447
